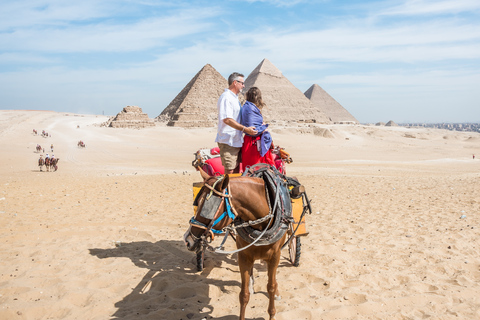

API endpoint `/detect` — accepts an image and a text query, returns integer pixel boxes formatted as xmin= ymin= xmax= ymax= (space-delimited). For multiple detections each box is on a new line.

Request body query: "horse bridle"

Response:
xmin=188 ymin=178 xmax=238 ymax=250
xmin=188 ymin=176 xmax=276 ymax=255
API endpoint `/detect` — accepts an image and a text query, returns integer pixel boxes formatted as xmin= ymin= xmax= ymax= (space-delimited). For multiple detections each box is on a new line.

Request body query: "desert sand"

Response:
xmin=1 ymin=110 xmax=479 ymax=320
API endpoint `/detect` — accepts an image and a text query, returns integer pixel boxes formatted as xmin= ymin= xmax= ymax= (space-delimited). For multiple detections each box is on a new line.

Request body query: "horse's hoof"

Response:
xmin=275 ymin=295 xmax=281 ymax=301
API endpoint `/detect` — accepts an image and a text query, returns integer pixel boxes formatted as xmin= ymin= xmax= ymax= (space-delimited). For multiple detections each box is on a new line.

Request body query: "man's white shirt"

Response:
xmin=215 ymin=89 xmax=243 ymax=147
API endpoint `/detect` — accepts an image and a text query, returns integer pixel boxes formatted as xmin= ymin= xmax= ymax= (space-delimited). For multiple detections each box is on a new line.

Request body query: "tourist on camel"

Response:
xmin=240 ymin=87 xmax=275 ymax=169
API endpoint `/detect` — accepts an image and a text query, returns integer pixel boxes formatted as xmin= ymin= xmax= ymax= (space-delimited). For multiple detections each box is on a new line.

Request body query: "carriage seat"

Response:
xmin=204 ymin=157 xmax=224 ymax=176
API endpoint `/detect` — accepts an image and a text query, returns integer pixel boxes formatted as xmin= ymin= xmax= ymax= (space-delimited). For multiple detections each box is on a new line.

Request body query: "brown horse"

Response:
xmin=184 ymin=167 xmax=290 ymax=320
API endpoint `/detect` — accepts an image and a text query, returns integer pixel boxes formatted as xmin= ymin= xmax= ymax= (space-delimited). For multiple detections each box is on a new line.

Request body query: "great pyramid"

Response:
xmin=156 ymin=64 xmax=227 ymax=127
xmin=242 ymin=59 xmax=331 ymax=124
xmin=304 ymin=84 xmax=358 ymax=124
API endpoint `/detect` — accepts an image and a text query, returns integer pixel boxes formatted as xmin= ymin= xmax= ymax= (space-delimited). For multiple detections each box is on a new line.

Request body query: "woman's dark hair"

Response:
xmin=246 ymin=87 xmax=266 ymax=109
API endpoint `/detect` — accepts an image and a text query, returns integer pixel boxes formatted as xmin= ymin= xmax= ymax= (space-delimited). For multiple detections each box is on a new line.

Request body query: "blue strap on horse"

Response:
xmin=191 ymin=189 xmax=236 ymax=235
xmin=210 ymin=190 xmax=236 ymax=233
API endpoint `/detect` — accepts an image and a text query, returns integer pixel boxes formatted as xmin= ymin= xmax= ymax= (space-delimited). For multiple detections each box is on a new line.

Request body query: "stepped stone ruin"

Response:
xmin=304 ymin=84 xmax=358 ymax=124
xmin=242 ymin=59 xmax=331 ymax=124
xmin=108 ymin=106 xmax=155 ymax=128
xmin=156 ymin=64 xmax=227 ymax=127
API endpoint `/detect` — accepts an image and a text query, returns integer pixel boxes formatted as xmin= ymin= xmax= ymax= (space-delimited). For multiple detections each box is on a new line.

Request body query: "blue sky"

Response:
xmin=1 ymin=0 xmax=479 ymax=123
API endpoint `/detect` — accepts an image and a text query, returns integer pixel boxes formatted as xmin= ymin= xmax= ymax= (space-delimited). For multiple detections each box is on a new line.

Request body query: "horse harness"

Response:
xmin=189 ymin=164 xmax=294 ymax=254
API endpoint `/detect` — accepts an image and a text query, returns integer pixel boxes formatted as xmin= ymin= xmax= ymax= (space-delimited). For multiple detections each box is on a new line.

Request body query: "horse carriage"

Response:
xmin=77 ymin=140 xmax=86 ymax=148
xmin=188 ymin=146 xmax=311 ymax=271
xmin=185 ymin=146 xmax=312 ymax=319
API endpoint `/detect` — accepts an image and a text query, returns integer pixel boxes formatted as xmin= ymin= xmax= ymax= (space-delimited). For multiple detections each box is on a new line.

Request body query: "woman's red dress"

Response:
xmin=241 ymin=135 xmax=275 ymax=169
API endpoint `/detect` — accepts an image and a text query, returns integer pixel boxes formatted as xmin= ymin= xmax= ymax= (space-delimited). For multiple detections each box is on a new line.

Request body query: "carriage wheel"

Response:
xmin=288 ymin=224 xmax=301 ymax=267
xmin=289 ymin=236 xmax=301 ymax=267
xmin=196 ymin=249 xmax=205 ymax=271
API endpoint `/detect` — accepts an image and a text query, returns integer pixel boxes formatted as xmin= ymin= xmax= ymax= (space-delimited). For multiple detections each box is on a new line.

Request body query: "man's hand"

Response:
xmin=223 ymin=118 xmax=258 ymax=136
xmin=244 ymin=126 xmax=258 ymax=136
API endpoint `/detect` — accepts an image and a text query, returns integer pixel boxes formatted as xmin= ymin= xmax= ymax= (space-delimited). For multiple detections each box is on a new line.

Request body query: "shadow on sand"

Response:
xmin=90 ymin=240 xmax=246 ymax=320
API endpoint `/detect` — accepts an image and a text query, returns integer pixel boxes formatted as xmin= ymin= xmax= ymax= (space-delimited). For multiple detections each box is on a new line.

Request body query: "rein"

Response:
xmin=204 ymin=182 xmax=231 ymax=198
xmin=211 ymin=178 xmax=279 ymax=255
xmin=189 ymin=176 xmax=276 ymax=255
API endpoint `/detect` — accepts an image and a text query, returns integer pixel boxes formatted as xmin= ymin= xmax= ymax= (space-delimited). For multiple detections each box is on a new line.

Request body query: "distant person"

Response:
xmin=240 ymin=87 xmax=275 ymax=169
xmin=474 ymin=154 xmax=475 ymax=160
xmin=45 ymin=154 xmax=50 ymax=171
xmin=215 ymin=72 xmax=257 ymax=174
xmin=38 ymin=155 xmax=44 ymax=171
xmin=51 ymin=144 xmax=54 ymax=152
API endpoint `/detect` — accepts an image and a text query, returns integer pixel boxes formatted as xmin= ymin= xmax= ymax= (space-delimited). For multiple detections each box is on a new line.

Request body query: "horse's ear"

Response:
xmin=219 ymin=174 xmax=229 ymax=191
xmin=198 ymin=166 xmax=211 ymax=182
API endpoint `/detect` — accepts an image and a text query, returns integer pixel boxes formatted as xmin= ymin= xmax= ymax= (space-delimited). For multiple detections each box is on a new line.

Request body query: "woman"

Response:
xmin=240 ymin=87 xmax=275 ymax=168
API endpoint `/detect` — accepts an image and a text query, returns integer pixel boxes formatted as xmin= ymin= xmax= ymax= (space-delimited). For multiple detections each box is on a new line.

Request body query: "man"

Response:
xmin=215 ymin=72 xmax=257 ymax=174
xmin=38 ymin=154 xmax=44 ymax=172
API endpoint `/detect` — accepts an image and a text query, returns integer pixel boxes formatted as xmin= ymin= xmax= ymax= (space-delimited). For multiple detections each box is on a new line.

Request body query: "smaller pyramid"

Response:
xmin=157 ymin=64 xmax=227 ymax=127
xmin=304 ymin=84 xmax=358 ymax=124
xmin=243 ymin=59 xmax=331 ymax=124
xmin=109 ymin=106 xmax=155 ymax=128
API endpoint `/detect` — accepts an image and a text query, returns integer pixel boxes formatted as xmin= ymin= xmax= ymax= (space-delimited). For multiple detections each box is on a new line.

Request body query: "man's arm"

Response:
xmin=223 ymin=118 xmax=258 ymax=136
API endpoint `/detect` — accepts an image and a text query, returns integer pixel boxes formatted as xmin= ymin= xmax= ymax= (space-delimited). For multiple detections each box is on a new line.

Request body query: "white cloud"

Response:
xmin=1 ymin=0 xmax=479 ymax=122
xmin=0 ymin=1 xmax=109 ymax=29
xmin=378 ymin=0 xmax=480 ymax=16
xmin=238 ymin=0 xmax=309 ymax=7
xmin=0 ymin=9 xmax=217 ymax=53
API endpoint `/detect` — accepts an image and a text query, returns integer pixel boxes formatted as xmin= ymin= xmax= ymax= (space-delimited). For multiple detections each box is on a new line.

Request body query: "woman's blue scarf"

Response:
xmin=241 ymin=101 xmax=272 ymax=156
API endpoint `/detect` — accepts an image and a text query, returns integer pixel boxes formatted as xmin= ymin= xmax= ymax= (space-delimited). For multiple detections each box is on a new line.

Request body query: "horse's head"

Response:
xmin=184 ymin=167 xmax=231 ymax=252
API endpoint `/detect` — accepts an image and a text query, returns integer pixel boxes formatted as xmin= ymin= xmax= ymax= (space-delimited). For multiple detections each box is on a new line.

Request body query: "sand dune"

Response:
xmin=1 ymin=110 xmax=479 ymax=320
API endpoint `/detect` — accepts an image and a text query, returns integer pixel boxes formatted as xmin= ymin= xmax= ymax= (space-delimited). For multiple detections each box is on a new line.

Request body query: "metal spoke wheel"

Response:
xmin=288 ymin=225 xmax=301 ymax=267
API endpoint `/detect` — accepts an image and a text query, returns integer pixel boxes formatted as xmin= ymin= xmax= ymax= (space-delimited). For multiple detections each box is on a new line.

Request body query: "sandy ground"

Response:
xmin=0 ymin=110 xmax=479 ymax=320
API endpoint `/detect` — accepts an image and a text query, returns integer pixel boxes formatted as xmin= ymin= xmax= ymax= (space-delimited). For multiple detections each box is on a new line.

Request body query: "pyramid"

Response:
xmin=157 ymin=64 xmax=227 ymax=127
xmin=304 ymin=84 xmax=358 ymax=124
xmin=242 ymin=59 xmax=331 ymax=124
xmin=109 ymin=106 xmax=155 ymax=128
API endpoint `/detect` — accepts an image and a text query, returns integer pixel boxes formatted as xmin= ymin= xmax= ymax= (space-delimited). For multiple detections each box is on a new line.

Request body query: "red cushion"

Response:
xmin=205 ymin=157 xmax=224 ymax=176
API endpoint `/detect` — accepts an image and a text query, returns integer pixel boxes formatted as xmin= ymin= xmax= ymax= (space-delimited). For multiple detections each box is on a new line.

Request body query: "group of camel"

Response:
xmin=33 ymin=129 xmax=50 ymax=138
xmin=34 ymin=138 xmax=86 ymax=172
xmin=38 ymin=155 xmax=59 ymax=172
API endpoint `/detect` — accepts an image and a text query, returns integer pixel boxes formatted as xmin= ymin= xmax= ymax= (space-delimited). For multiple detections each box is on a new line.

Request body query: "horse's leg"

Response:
xmin=238 ymin=251 xmax=254 ymax=320
xmin=249 ymin=265 xmax=254 ymax=295
xmin=266 ymin=249 xmax=282 ymax=320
